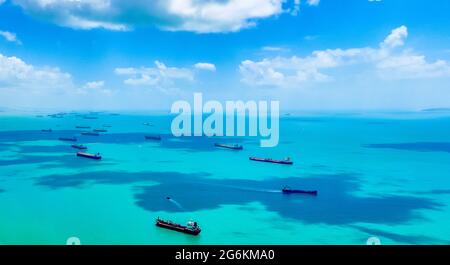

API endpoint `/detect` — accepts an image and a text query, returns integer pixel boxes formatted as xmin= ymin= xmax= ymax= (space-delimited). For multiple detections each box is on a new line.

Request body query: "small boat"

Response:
xmin=83 ymin=116 xmax=98 ymax=120
xmin=214 ymin=143 xmax=243 ymax=150
xmin=145 ymin=135 xmax=161 ymax=141
xmin=59 ymin=137 xmax=77 ymax=142
xmin=249 ymin=157 xmax=293 ymax=165
xmin=282 ymin=186 xmax=317 ymax=195
xmin=143 ymin=122 xmax=153 ymax=126
xmin=81 ymin=132 xmax=100 ymax=136
xmin=75 ymin=126 xmax=91 ymax=129
xmin=41 ymin=129 xmax=52 ymax=132
xmin=155 ymin=217 xmax=201 ymax=236
xmin=71 ymin=144 xmax=87 ymax=150
xmin=76 ymin=152 xmax=101 ymax=160
xmin=93 ymin=129 xmax=107 ymax=132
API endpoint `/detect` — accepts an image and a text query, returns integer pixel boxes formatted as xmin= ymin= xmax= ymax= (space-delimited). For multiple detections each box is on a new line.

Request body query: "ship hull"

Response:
xmin=145 ymin=136 xmax=161 ymax=141
xmin=76 ymin=152 xmax=101 ymax=160
xmin=156 ymin=221 xmax=201 ymax=235
xmin=59 ymin=138 xmax=77 ymax=142
xmin=71 ymin=145 xmax=87 ymax=150
xmin=282 ymin=190 xmax=318 ymax=195
xmin=249 ymin=157 xmax=293 ymax=165
xmin=215 ymin=144 xmax=243 ymax=150
xmin=81 ymin=132 xmax=99 ymax=136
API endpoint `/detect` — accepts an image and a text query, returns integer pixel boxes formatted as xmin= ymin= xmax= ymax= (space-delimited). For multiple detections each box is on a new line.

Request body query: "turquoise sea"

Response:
xmin=1 ymin=111 xmax=450 ymax=245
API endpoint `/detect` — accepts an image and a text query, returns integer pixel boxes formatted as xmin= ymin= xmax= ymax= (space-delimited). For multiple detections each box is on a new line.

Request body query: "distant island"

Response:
xmin=421 ymin=108 xmax=450 ymax=112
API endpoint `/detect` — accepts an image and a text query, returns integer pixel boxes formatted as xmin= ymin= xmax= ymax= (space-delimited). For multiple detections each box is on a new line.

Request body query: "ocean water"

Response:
xmin=0 ymin=111 xmax=450 ymax=245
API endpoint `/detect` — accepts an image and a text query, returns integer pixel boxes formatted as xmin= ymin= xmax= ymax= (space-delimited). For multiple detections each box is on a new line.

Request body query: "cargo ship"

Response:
xmin=71 ymin=144 xmax=87 ymax=150
xmin=155 ymin=218 xmax=201 ymax=235
xmin=214 ymin=143 xmax=243 ymax=150
xmin=282 ymin=186 xmax=317 ymax=195
xmin=41 ymin=129 xmax=52 ymax=132
xmin=249 ymin=157 xmax=293 ymax=165
xmin=76 ymin=152 xmax=101 ymax=160
xmin=145 ymin=135 xmax=161 ymax=141
xmin=93 ymin=129 xmax=107 ymax=132
xmin=59 ymin=137 xmax=77 ymax=142
xmin=81 ymin=132 xmax=100 ymax=136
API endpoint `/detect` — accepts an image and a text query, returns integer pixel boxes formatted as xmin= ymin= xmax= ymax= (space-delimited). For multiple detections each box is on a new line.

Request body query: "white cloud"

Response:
xmin=262 ymin=46 xmax=289 ymax=52
xmin=304 ymin=35 xmax=318 ymax=41
xmin=381 ymin=25 xmax=407 ymax=49
xmin=78 ymin=80 xmax=113 ymax=95
xmin=0 ymin=31 xmax=22 ymax=44
xmin=115 ymin=61 xmax=193 ymax=88
xmin=307 ymin=0 xmax=320 ymax=6
xmin=194 ymin=62 xmax=216 ymax=72
xmin=0 ymin=53 xmax=73 ymax=92
xmin=0 ymin=0 xmax=5 ymax=5
xmin=12 ymin=0 xmax=300 ymax=33
xmin=290 ymin=0 xmax=300 ymax=15
xmin=83 ymin=80 xmax=104 ymax=89
xmin=368 ymin=0 xmax=382 ymax=2
xmin=240 ymin=26 xmax=450 ymax=88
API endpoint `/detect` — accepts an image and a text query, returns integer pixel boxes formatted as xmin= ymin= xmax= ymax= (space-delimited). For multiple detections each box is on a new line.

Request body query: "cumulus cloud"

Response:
xmin=83 ymin=80 xmax=104 ymax=89
xmin=115 ymin=61 xmax=193 ymax=89
xmin=381 ymin=25 xmax=407 ymax=49
xmin=194 ymin=62 xmax=216 ymax=71
xmin=239 ymin=26 xmax=450 ymax=88
xmin=307 ymin=0 xmax=320 ymax=6
xmin=78 ymin=80 xmax=113 ymax=95
xmin=12 ymin=0 xmax=297 ymax=33
xmin=0 ymin=31 xmax=22 ymax=44
xmin=0 ymin=53 xmax=73 ymax=92
xmin=262 ymin=46 xmax=289 ymax=52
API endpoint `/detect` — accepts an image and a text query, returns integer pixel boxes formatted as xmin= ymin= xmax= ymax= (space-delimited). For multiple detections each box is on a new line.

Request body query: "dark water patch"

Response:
xmin=158 ymin=136 xmax=251 ymax=152
xmin=0 ymin=188 xmax=4 ymax=193
xmin=0 ymin=130 xmax=81 ymax=142
xmin=33 ymin=169 xmax=441 ymax=225
xmin=0 ymin=154 xmax=113 ymax=169
xmin=366 ymin=121 xmax=389 ymax=125
xmin=350 ymin=225 xmax=443 ymax=244
xmin=0 ymin=130 xmax=251 ymax=153
xmin=0 ymin=154 xmax=74 ymax=167
xmin=35 ymin=171 xmax=210 ymax=189
xmin=14 ymin=144 xmax=73 ymax=154
xmin=133 ymin=173 xmax=440 ymax=225
xmin=366 ymin=142 xmax=450 ymax=153
xmin=404 ymin=189 xmax=450 ymax=195
xmin=283 ymin=117 xmax=329 ymax=123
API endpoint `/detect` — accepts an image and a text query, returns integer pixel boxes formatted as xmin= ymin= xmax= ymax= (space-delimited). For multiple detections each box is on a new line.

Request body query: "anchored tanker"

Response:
xmin=59 ymin=137 xmax=77 ymax=142
xmin=76 ymin=152 xmax=102 ymax=160
xmin=71 ymin=144 xmax=87 ymax=150
xmin=282 ymin=186 xmax=318 ymax=195
xmin=249 ymin=157 xmax=293 ymax=165
xmin=81 ymin=132 xmax=99 ymax=136
xmin=155 ymin=217 xmax=201 ymax=236
xmin=145 ymin=135 xmax=162 ymax=141
xmin=214 ymin=143 xmax=243 ymax=150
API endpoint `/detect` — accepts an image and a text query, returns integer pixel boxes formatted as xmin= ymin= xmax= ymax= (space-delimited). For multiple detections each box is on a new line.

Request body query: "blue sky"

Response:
xmin=1 ymin=0 xmax=450 ymax=111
